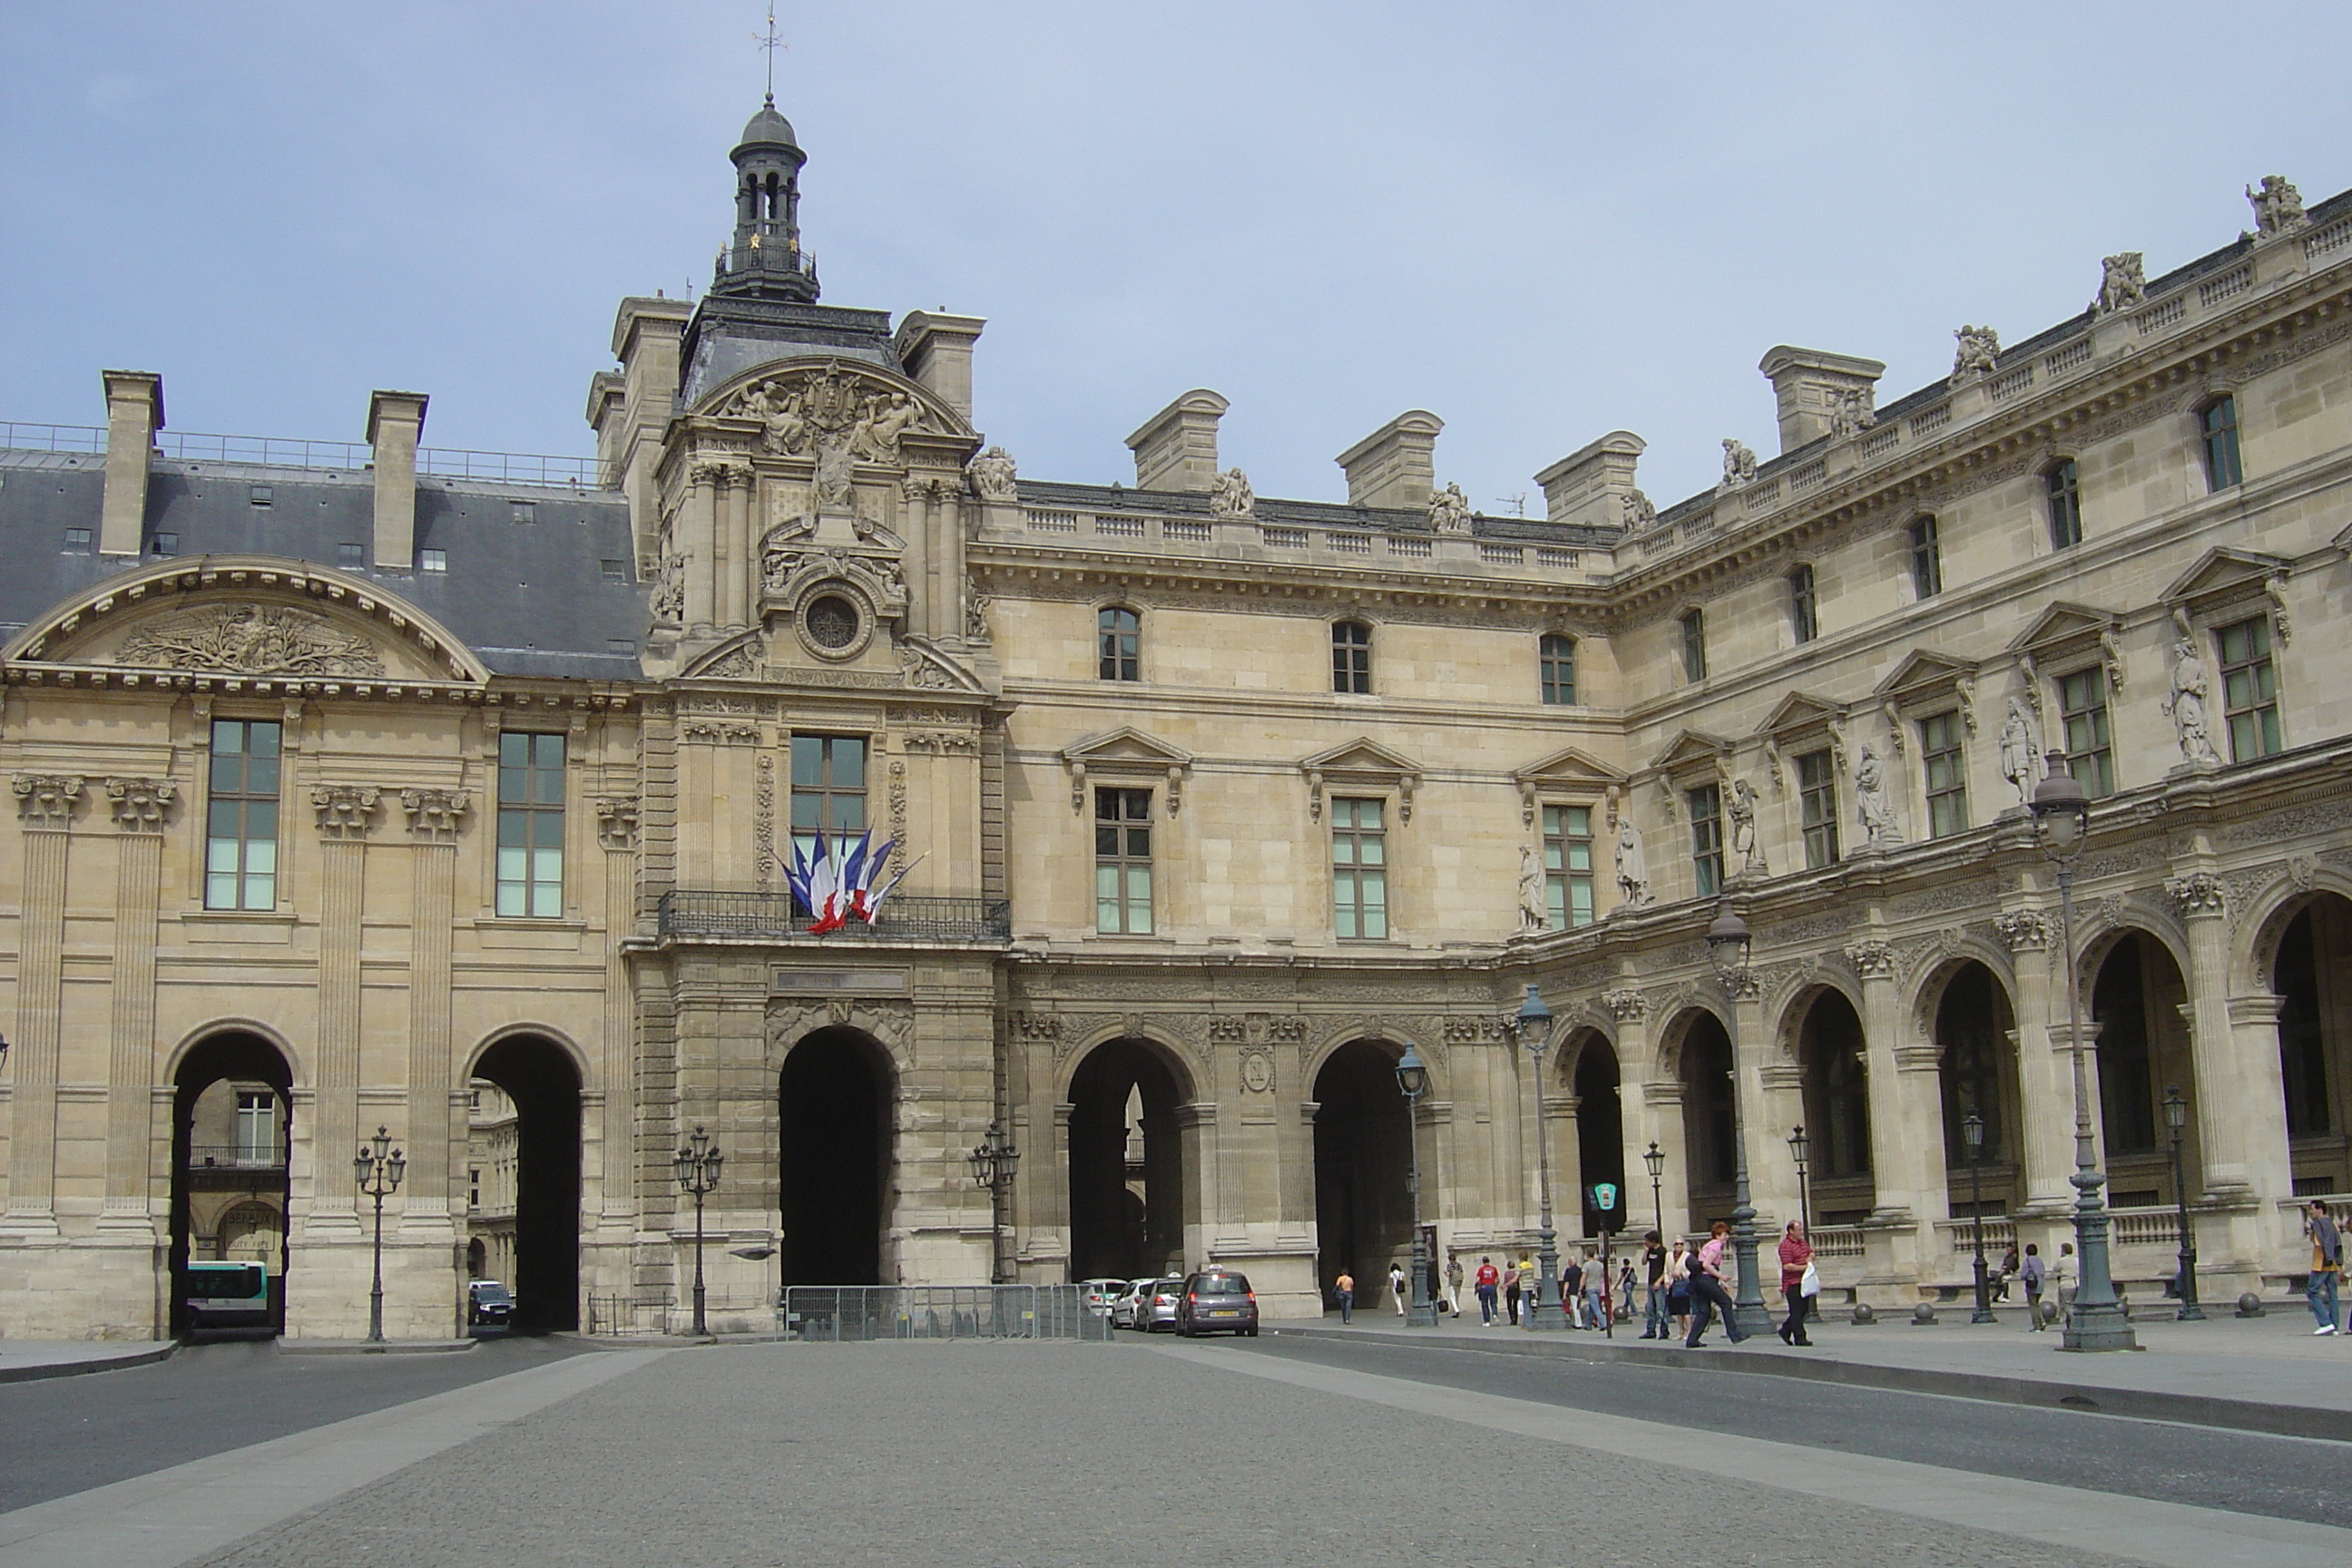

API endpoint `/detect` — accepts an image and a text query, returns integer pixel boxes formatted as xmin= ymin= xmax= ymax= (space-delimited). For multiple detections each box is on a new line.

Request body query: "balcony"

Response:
xmin=656 ymin=890 xmax=1009 ymax=945
xmin=187 ymin=1144 xmax=286 ymax=1171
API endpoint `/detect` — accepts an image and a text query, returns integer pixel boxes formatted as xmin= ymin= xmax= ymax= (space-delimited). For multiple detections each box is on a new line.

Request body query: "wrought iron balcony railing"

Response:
xmin=656 ymin=889 xmax=1009 ymax=944
xmin=187 ymin=1144 xmax=288 ymax=1171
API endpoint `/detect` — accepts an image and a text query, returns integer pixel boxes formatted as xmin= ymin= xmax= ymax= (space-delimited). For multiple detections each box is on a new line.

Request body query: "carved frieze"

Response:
xmin=311 ymin=784 xmax=380 ymax=838
xmin=2163 ymin=871 xmax=2226 ymax=919
xmin=1844 ymin=940 xmax=1896 ymax=980
xmin=105 ymin=776 xmax=176 ymax=832
xmin=1994 ymin=909 xmax=2052 ymax=952
xmin=401 ymin=788 xmax=471 ymax=840
xmin=1602 ymin=989 xmax=1649 ymax=1023
xmin=596 ymin=795 xmax=641 ymax=851
xmin=117 ymin=605 xmax=386 ymax=677
xmin=681 ymin=720 xmax=763 ymax=745
xmin=13 ymin=773 xmax=83 ymax=828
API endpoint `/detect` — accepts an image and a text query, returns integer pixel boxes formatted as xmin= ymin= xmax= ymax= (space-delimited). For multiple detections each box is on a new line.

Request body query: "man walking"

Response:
xmin=1641 ymin=1231 xmax=1670 ymax=1339
xmin=1475 ymin=1256 xmax=1501 ymax=1325
xmin=2308 ymin=1200 xmax=2344 ymax=1334
xmin=1333 ymin=1269 xmax=1355 ymax=1324
xmin=2052 ymin=1241 xmax=2078 ymax=1327
xmin=1685 ymin=1223 xmax=1746 ymax=1347
xmin=1561 ymin=1252 xmax=1583 ymax=1328
xmin=2019 ymin=1243 xmax=2046 ymax=1330
xmin=1584 ymin=1248 xmax=1609 ymax=1331
xmin=1446 ymin=1255 xmax=1465 ymax=1317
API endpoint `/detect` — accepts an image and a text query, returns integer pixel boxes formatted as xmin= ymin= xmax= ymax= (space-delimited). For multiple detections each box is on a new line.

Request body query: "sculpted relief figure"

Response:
xmin=726 ymin=367 xmax=937 ymax=466
xmin=1517 ymin=843 xmax=1546 ymax=930
xmin=2095 ymin=252 xmax=2146 ymax=315
xmin=2248 ymin=175 xmax=2308 ymax=236
xmin=1952 ymin=325 xmax=2001 ymax=380
xmin=1998 ymin=698 xmax=2041 ymax=804
xmin=117 ymin=604 xmax=385 ymax=678
xmin=966 ymin=446 xmax=1018 ymax=504
xmin=850 ymin=392 xmax=922 ymax=462
xmin=1429 ymin=481 xmax=1472 ymax=535
xmin=1854 ymin=741 xmax=1901 ymax=847
xmin=1720 ymin=438 xmax=1759 ymax=490
xmin=1613 ymin=817 xmax=1651 ymax=908
xmin=2162 ymin=633 xmax=2221 ymax=763
xmin=1210 ymin=466 xmax=1255 ymax=519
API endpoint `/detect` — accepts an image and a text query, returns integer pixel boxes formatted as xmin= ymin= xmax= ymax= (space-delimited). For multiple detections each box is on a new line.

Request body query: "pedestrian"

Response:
xmin=1994 ymin=1243 xmax=2020 ymax=1303
xmin=1640 ymin=1230 xmax=1671 ymax=1339
xmin=1475 ymin=1255 xmax=1500 ymax=1325
xmin=1504 ymin=1260 xmax=1521 ymax=1325
xmin=2308 ymin=1200 xmax=2344 ymax=1334
xmin=1666 ymin=1237 xmax=1692 ymax=1339
xmin=1777 ymin=1220 xmax=1814 ymax=1347
xmin=1684 ymin=1228 xmax=1746 ymax=1347
xmin=1616 ymin=1257 xmax=1638 ymax=1326
xmin=2019 ymin=1243 xmax=2046 ymax=1330
xmin=2052 ymin=1241 xmax=2077 ymax=1326
xmin=1584 ymin=1248 xmax=1609 ymax=1330
xmin=1389 ymin=1260 xmax=1407 ymax=1316
xmin=1446 ymin=1255 xmax=1465 ymax=1316
xmin=1334 ymin=1269 xmax=1355 ymax=1324
xmin=1426 ymin=1255 xmax=1446 ymax=1317
xmin=1561 ymin=1251 xmax=1584 ymax=1328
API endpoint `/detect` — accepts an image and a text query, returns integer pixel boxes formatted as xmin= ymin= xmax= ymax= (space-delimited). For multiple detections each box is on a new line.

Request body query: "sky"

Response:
xmin=4 ymin=2 xmax=2349 ymax=513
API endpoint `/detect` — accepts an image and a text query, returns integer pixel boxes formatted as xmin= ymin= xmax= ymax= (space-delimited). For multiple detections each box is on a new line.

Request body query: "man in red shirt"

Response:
xmin=1474 ymin=1257 xmax=1501 ymax=1325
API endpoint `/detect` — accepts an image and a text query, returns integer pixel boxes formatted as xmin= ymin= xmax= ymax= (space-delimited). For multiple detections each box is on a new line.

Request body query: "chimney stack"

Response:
xmin=98 ymin=370 xmax=163 ymax=557
xmin=1534 ymin=431 xmax=1646 ymax=529
xmin=1125 ymin=389 xmax=1228 ymax=492
xmin=1758 ymin=346 xmax=1886 ymax=453
xmin=367 ymin=390 xmax=429 ymax=572
xmin=1334 ymin=411 xmax=1443 ymax=511
xmin=895 ymin=311 xmax=986 ymax=423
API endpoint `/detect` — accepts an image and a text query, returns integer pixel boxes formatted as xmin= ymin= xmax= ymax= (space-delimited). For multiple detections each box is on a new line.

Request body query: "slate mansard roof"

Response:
xmin=0 ymin=449 xmax=649 ymax=681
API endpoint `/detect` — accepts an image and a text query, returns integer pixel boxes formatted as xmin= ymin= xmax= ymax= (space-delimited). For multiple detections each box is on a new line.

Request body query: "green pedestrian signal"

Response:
xmin=1592 ymin=1182 xmax=1618 ymax=1211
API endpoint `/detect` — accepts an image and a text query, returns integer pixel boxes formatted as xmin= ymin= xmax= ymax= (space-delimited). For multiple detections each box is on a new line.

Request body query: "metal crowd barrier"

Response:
xmin=779 ymin=1285 xmax=1110 ymax=1342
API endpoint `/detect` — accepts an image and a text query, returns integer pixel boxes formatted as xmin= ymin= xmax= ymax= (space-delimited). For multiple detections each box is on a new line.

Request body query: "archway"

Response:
xmin=779 ymin=1027 xmax=893 ymax=1285
xmin=471 ymin=1035 xmax=583 ymax=1330
xmin=1676 ymin=1012 xmax=1736 ymax=1234
xmin=1934 ymin=963 xmax=2021 ymax=1215
xmin=1567 ymin=1032 xmax=1625 ymax=1239
xmin=170 ymin=1032 xmax=292 ymax=1336
xmin=1795 ymin=990 xmax=1874 ymax=1222
xmin=1311 ymin=1040 xmax=1413 ymax=1303
xmin=2274 ymin=894 xmax=2352 ymax=1193
xmin=1069 ymin=1037 xmax=1189 ymax=1281
xmin=2090 ymin=931 xmax=2197 ymax=1208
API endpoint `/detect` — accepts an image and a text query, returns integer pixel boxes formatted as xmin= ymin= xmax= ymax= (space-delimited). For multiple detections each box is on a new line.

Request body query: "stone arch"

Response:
xmin=692 ymin=354 xmax=977 ymax=440
xmin=768 ymin=999 xmax=916 ymax=1082
xmin=170 ymin=1028 xmax=296 ymax=1337
xmin=1769 ymin=975 xmax=1864 ymax=1069
xmin=464 ymin=1021 xmax=594 ymax=1093
xmin=1057 ymin=1023 xmax=1200 ymax=1106
xmin=469 ymin=1032 xmax=583 ymax=1330
xmin=1558 ymin=1027 xmax=1626 ymax=1239
xmin=1922 ymin=958 xmax=2024 ymax=1215
xmin=1304 ymin=1024 xmax=1442 ymax=1106
xmin=1788 ymin=985 xmax=1874 ymax=1220
xmin=1066 ymin=1034 xmax=1197 ymax=1282
xmin=163 ymin=1017 xmax=306 ymax=1092
xmin=1311 ymin=1038 xmax=1418 ymax=1304
xmin=2238 ymin=867 xmax=2352 ymax=993
xmin=1662 ymin=1006 xmax=1737 ymax=1231
xmin=778 ymin=1025 xmax=898 ymax=1286
xmin=2085 ymin=926 xmax=2199 ymax=1208
xmin=1650 ymin=998 xmax=1727 ymax=1084
xmin=2258 ymin=887 xmax=2352 ymax=1191
xmin=1909 ymin=941 xmax=2017 ymax=1048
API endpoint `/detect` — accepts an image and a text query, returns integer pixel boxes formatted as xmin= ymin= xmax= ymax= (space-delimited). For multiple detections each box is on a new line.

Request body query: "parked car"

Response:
xmin=1077 ymin=1278 xmax=1127 ymax=1318
xmin=1136 ymin=1276 xmax=1186 ymax=1333
xmin=1111 ymin=1279 xmax=1152 ymax=1329
xmin=467 ymin=1279 xmax=515 ymax=1332
xmin=1175 ymin=1270 xmax=1259 ymax=1337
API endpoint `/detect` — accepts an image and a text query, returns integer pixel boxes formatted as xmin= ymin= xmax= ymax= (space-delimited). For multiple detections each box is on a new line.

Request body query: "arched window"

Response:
xmin=1098 ymin=606 xmax=1140 ymax=681
xmin=1332 ymin=621 xmax=1372 ymax=694
xmin=1538 ymin=633 xmax=1575 ymax=705
xmin=2044 ymin=460 xmax=2082 ymax=550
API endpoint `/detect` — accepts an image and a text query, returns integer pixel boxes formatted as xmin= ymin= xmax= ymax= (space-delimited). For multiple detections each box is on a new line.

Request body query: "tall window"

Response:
xmin=2199 ymin=396 xmax=2243 ymax=491
xmin=1908 ymin=515 xmax=1943 ymax=599
xmin=1542 ymin=804 xmax=1594 ymax=930
xmin=1093 ymin=788 xmax=1152 ymax=934
xmin=1098 ymin=606 xmax=1140 ymax=681
xmin=234 ymin=1092 xmax=276 ymax=1165
xmin=2044 ymin=460 xmax=2082 ymax=550
xmin=1680 ymin=609 xmax=1707 ymax=682
xmin=1687 ymin=782 xmax=1724 ymax=897
xmin=496 ymin=732 xmax=566 ymax=917
xmin=1920 ymin=710 xmax=1968 ymax=838
xmin=2058 ymin=667 xmax=2114 ymax=798
xmin=1331 ymin=621 xmax=1372 ymax=694
xmin=2218 ymin=615 xmax=2281 ymax=760
xmin=1787 ymin=565 xmax=1818 ymax=644
xmin=1331 ymin=798 xmax=1387 ymax=939
xmin=790 ymin=734 xmax=867 ymax=864
xmin=205 ymin=719 xmax=281 ymax=910
xmin=1796 ymin=749 xmax=1839 ymax=868
xmin=1538 ymin=633 xmax=1576 ymax=705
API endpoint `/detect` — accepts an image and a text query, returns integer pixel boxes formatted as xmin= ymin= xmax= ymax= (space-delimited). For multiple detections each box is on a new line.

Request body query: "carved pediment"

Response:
xmin=1299 ymin=738 xmax=1423 ymax=822
xmin=1063 ymin=727 xmax=1195 ymax=814
xmin=1648 ymin=729 xmax=1734 ymax=775
xmin=684 ymin=633 xmax=767 ymax=681
xmin=2006 ymin=601 xmax=2122 ymax=657
xmin=1514 ymin=745 xmax=1626 ymax=827
xmin=2 ymin=559 xmax=489 ymax=685
xmin=2161 ymin=547 xmax=2292 ymax=613
xmin=1754 ymin=691 xmax=1843 ymax=740
xmin=697 ymin=357 xmax=976 ymax=454
xmin=1874 ymin=649 xmax=1976 ymax=703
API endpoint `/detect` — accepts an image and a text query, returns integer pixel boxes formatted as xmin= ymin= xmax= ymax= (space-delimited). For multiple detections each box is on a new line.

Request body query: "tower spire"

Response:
xmin=757 ymin=4 xmax=784 ymax=106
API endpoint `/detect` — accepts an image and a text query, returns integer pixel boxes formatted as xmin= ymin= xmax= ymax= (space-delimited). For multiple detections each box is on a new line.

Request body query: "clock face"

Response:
xmin=1240 ymin=1053 xmax=1272 ymax=1093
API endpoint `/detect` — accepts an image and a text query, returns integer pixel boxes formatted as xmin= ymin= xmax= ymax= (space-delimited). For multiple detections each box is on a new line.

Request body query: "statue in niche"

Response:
xmin=813 ymin=436 xmax=856 ymax=508
xmin=2247 ymin=175 xmax=2308 ymax=236
xmin=1727 ymin=778 xmax=1765 ymax=877
xmin=2095 ymin=252 xmax=2146 ymax=315
xmin=1998 ymin=698 xmax=2042 ymax=803
xmin=1720 ymin=438 xmax=1759 ymax=489
xmin=651 ymin=554 xmax=685 ymax=622
xmin=965 ymin=593 xmax=991 ymax=642
xmin=1952 ymin=325 xmax=2002 ymax=380
xmin=1613 ymin=817 xmax=1651 ymax=908
xmin=1429 ymin=482 xmax=1472 ymax=535
xmin=967 ymin=446 xmax=1018 ymax=503
xmin=2161 ymin=629 xmax=2220 ymax=763
xmin=1854 ymin=742 xmax=1901 ymax=847
xmin=1517 ymin=843 xmax=1546 ymax=930
xmin=1210 ymin=467 xmax=1255 ymax=519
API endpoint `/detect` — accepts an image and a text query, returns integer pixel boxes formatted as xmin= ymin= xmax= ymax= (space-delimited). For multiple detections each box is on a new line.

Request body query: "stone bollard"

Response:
xmin=1851 ymin=1302 xmax=1876 ymax=1326
xmin=1912 ymin=1302 xmax=1937 ymax=1326
xmin=2235 ymin=1292 xmax=2266 ymax=1318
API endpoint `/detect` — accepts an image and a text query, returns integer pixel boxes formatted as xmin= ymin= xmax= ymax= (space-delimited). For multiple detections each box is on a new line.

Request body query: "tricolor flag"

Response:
xmin=783 ymin=828 xmax=916 ymax=934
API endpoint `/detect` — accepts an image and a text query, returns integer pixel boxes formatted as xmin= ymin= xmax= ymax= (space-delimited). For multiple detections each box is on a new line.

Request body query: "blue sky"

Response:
xmin=4 ymin=2 xmax=2347 ymax=511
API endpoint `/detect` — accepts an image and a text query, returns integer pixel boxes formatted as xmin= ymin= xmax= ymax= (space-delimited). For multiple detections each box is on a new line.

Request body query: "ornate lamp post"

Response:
xmin=674 ymin=1125 xmax=723 ymax=1337
xmin=1394 ymin=1043 xmax=1437 ymax=1328
xmin=1705 ymin=901 xmax=1772 ymax=1338
xmin=1963 ymin=1112 xmax=1995 ymax=1324
xmin=353 ymin=1126 xmax=405 ymax=1344
xmin=1643 ymin=1141 xmax=1666 ymax=1239
xmin=2162 ymin=1085 xmax=2203 ymax=1321
xmin=1510 ymin=985 xmax=1566 ymax=1330
xmin=1787 ymin=1125 xmax=1812 ymax=1237
xmin=967 ymin=1120 xmax=1021 ymax=1284
xmin=2029 ymin=751 xmax=2137 ymax=1351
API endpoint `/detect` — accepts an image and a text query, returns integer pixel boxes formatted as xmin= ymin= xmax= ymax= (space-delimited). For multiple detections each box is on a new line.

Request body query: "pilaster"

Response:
xmin=2166 ymin=871 xmax=2268 ymax=1202
xmin=5 ymin=775 xmax=83 ymax=1232
xmin=1996 ymin=908 xmax=2076 ymax=1216
xmin=102 ymin=777 xmax=176 ymax=1233
xmin=597 ymin=798 xmax=640 ymax=1228
xmin=401 ymin=789 xmax=468 ymax=1228
xmin=309 ymin=784 xmax=378 ymax=1223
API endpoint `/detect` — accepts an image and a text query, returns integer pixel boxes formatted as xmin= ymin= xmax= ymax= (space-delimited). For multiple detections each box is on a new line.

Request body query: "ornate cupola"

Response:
xmin=713 ymin=95 xmax=818 ymax=304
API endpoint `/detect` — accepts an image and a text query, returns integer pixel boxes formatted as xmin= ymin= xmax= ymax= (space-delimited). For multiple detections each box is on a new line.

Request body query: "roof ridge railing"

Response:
xmin=0 ymin=422 xmax=608 ymax=489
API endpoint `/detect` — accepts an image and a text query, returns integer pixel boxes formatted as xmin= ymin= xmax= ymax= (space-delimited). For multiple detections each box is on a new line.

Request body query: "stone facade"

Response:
xmin=2 ymin=118 xmax=2349 ymax=1336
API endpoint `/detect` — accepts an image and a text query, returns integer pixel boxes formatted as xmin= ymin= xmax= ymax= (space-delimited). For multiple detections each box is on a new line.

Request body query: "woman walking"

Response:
xmin=1778 ymin=1220 xmax=1814 ymax=1346
xmin=1666 ymin=1237 xmax=1693 ymax=1340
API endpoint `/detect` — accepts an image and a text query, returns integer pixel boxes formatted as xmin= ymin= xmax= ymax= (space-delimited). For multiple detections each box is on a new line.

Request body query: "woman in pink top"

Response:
xmin=1778 ymin=1220 xmax=1815 ymax=1346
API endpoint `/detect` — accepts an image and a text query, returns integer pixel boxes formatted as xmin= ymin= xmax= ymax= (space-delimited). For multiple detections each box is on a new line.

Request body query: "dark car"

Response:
xmin=467 ymin=1279 xmax=515 ymax=1332
xmin=1175 ymin=1270 xmax=1259 ymax=1337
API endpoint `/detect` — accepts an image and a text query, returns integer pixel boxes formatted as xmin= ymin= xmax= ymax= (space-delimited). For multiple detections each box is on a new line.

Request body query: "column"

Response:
xmin=1997 ymin=908 xmax=2076 ymax=1216
xmin=5 ymin=775 xmax=83 ymax=1233
xmin=102 ymin=777 xmax=176 ymax=1233
xmin=898 ymin=476 xmax=935 ymax=640
xmin=720 ymin=467 xmax=753 ymax=629
xmin=936 ymin=478 xmax=968 ymax=647
xmin=310 ymin=784 xmax=379 ymax=1225
xmin=1608 ymin=991 xmax=1684 ymax=1234
xmin=1731 ymin=984 xmax=1797 ymax=1227
xmin=684 ymin=461 xmax=723 ymax=633
xmin=2167 ymin=872 xmax=2266 ymax=1200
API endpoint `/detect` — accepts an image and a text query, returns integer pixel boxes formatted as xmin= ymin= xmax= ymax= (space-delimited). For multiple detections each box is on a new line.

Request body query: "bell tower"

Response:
xmin=713 ymin=96 xmax=818 ymax=304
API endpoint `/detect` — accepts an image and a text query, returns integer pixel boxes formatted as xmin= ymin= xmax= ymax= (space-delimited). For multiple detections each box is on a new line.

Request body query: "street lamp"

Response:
xmin=352 ymin=1126 xmax=405 ymax=1344
xmin=1963 ymin=1111 xmax=1994 ymax=1325
xmin=1705 ymin=901 xmax=1772 ymax=1338
xmin=967 ymin=1120 xmax=1021 ymax=1284
xmin=2029 ymin=750 xmax=2137 ymax=1351
xmin=1394 ymin=1043 xmax=1437 ymax=1328
xmin=1787 ymin=1125 xmax=1812 ymax=1238
xmin=1643 ymin=1141 xmax=1666 ymax=1239
xmin=674 ymin=1125 xmax=724 ymax=1337
xmin=1510 ymin=985 xmax=1566 ymax=1330
xmin=2162 ymin=1085 xmax=2204 ymax=1321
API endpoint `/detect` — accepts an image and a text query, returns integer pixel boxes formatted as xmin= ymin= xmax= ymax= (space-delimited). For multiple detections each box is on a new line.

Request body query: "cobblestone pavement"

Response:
xmin=189 ymin=1340 xmax=2163 ymax=1568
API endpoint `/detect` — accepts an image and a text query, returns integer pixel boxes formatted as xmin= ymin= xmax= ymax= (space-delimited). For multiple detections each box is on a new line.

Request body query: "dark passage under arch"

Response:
xmin=171 ymin=1033 xmax=292 ymax=1338
xmin=779 ymin=1027 xmax=892 ymax=1285
xmin=1313 ymin=1041 xmax=1413 ymax=1302
xmin=1068 ymin=1038 xmax=1187 ymax=1282
xmin=473 ymin=1035 xmax=582 ymax=1332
